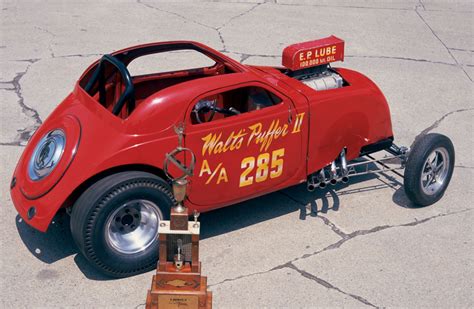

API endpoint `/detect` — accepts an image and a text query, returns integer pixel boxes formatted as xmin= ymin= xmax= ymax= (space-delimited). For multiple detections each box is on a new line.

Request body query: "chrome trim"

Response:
xmin=28 ymin=129 xmax=66 ymax=181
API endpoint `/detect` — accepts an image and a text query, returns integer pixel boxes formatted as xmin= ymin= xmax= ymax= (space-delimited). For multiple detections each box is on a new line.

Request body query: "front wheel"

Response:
xmin=70 ymin=171 xmax=174 ymax=277
xmin=404 ymin=133 xmax=455 ymax=206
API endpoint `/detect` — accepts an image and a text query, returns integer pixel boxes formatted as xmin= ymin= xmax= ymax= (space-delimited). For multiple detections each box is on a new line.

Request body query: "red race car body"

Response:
xmin=11 ymin=38 xmax=394 ymax=232
xmin=12 ymin=37 xmax=456 ymax=278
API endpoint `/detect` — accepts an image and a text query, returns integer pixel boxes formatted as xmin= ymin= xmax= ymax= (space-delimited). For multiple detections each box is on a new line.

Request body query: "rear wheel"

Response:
xmin=70 ymin=171 xmax=174 ymax=277
xmin=404 ymin=133 xmax=455 ymax=206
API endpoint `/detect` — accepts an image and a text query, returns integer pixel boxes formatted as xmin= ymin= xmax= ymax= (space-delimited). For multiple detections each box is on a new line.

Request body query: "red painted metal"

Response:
xmin=282 ymin=36 xmax=344 ymax=70
xmin=10 ymin=40 xmax=393 ymax=232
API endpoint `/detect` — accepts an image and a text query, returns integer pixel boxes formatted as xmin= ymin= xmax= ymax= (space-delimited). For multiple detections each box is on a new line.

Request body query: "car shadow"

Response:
xmin=15 ymin=211 xmax=114 ymax=280
xmin=15 ymin=160 xmax=411 ymax=280
xmin=16 ymin=210 xmax=75 ymax=264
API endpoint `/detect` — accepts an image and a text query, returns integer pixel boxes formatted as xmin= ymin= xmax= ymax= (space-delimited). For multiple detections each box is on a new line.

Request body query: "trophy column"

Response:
xmin=146 ymin=126 xmax=212 ymax=309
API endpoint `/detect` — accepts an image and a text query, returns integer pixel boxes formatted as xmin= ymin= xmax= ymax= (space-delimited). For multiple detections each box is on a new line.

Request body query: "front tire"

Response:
xmin=404 ymin=133 xmax=455 ymax=206
xmin=70 ymin=171 xmax=174 ymax=277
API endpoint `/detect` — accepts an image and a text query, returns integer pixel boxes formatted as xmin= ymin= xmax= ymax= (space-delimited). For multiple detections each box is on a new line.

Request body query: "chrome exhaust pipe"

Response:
xmin=329 ymin=161 xmax=338 ymax=185
xmin=307 ymin=174 xmax=319 ymax=192
xmin=318 ymin=168 xmax=327 ymax=188
xmin=340 ymin=148 xmax=349 ymax=183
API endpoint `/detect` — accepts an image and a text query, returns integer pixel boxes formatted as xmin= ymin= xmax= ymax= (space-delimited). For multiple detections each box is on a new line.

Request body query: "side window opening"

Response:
xmin=191 ymin=86 xmax=282 ymax=125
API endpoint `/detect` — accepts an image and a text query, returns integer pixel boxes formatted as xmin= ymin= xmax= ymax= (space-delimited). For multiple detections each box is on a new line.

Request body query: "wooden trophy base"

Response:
xmin=146 ymin=262 xmax=212 ymax=309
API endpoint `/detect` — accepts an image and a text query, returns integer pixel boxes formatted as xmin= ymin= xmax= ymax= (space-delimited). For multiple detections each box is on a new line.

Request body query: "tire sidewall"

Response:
xmin=73 ymin=173 xmax=173 ymax=277
xmin=405 ymin=134 xmax=455 ymax=206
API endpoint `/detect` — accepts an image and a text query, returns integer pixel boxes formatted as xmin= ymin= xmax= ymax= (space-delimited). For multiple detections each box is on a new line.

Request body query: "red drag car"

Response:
xmin=10 ymin=37 xmax=454 ymax=277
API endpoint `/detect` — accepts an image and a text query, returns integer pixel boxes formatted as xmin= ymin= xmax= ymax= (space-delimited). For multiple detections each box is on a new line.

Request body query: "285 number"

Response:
xmin=239 ymin=148 xmax=285 ymax=187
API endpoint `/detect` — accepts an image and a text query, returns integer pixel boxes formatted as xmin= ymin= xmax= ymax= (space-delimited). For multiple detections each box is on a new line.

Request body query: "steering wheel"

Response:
xmin=193 ymin=99 xmax=241 ymax=124
xmin=193 ymin=99 xmax=217 ymax=124
xmin=193 ymin=100 xmax=240 ymax=123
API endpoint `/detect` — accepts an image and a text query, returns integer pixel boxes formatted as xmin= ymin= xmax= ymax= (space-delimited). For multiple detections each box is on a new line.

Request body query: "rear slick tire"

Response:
xmin=70 ymin=171 xmax=174 ymax=278
xmin=404 ymin=133 xmax=455 ymax=207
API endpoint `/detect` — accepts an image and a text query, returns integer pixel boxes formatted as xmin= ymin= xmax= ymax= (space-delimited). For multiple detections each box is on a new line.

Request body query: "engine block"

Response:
xmin=301 ymin=71 xmax=344 ymax=91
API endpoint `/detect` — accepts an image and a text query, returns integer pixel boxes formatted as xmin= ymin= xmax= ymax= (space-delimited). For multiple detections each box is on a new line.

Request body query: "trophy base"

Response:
xmin=146 ymin=262 xmax=212 ymax=309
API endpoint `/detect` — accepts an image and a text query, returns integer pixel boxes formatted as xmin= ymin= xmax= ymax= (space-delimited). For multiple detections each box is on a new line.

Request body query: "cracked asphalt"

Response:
xmin=1 ymin=0 xmax=473 ymax=308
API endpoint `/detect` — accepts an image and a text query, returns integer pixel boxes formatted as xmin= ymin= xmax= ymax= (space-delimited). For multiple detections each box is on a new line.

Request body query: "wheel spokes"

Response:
xmin=419 ymin=147 xmax=450 ymax=196
xmin=434 ymin=161 xmax=444 ymax=173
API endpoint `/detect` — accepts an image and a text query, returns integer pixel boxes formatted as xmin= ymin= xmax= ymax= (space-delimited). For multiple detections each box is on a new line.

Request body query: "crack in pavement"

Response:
xmin=227 ymin=51 xmax=281 ymax=63
xmin=137 ymin=0 xmax=213 ymax=30
xmin=53 ymin=53 xmax=103 ymax=59
xmin=0 ymin=59 xmax=42 ymax=146
xmin=0 ymin=143 xmax=26 ymax=147
xmin=162 ymin=0 xmax=471 ymax=13
xmin=33 ymin=26 xmax=103 ymax=61
xmin=345 ymin=54 xmax=459 ymax=67
xmin=312 ymin=213 xmax=348 ymax=239
xmin=285 ymin=262 xmax=377 ymax=307
xmin=411 ymin=108 xmax=473 ymax=148
xmin=275 ymin=2 xmax=413 ymax=11
xmin=34 ymin=26 xmax=57 ymax=58
xmin=13 ymin=53 xmax=103 ymax=63
xmin=226 ymin=52 xmax=462 ymax=67
xmin=449 ymin=47 xmax=474 ymax=53
xmin=217 ymin=2 xmax=262 ymax=31
xmin=136 ymin=0 xmax=262 ymax=52
xmin=415 ymin=7 xmax=472 ymax=82
xmin=416 ymin=0 xmax=426 ymax=11
xmin=278 ymin=191 xmax=349 ymax=239
xmin=209 ymin=208 xmax=473 ymax=291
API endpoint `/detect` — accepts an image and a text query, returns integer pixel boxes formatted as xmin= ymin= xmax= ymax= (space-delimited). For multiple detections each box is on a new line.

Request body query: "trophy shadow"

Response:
xmin=14 ymin=160 xmax=408 ymax=280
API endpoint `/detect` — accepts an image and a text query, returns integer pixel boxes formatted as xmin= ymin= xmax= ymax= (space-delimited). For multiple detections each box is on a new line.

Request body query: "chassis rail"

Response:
xmin=307 ymin=144 xmax=408 ymax=191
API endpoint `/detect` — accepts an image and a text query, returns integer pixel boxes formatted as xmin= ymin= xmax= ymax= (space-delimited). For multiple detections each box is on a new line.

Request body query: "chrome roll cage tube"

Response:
xmin=307 ymin=145 xmax=409 ymax=191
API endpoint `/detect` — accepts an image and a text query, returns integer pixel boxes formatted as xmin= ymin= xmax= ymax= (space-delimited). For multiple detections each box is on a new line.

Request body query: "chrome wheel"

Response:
xmin=105 ymin=199 xmax=162 ymax=254
xmin=420 ymin=147 xmax=449 ymax=196
xmin=28 ymin=129 xmax=66 ymax=181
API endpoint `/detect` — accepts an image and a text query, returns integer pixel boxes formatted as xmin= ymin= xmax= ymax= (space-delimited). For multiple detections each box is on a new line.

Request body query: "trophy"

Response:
xmin=146 ymin=125 xmax=212 ymax=309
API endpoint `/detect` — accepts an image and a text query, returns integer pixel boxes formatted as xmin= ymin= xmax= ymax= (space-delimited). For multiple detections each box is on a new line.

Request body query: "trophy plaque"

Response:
xmin=146 ymin=126 xmax=212 ymax=309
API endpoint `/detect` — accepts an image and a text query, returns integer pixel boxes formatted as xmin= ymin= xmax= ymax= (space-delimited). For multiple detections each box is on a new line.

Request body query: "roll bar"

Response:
xmin=84 ymin=54 xmax=135 ymax=116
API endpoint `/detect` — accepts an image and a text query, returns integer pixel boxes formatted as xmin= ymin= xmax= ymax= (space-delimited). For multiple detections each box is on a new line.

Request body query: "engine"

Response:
xmin=282 ymin=35 xmax=345 ymax=91
xmin=288 ymin=65 xmax=344 ymax=91
xmin=301 ymin=70 xmax=344 ymax=91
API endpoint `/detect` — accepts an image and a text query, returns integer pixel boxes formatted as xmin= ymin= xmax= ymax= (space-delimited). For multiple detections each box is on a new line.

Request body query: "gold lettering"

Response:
xmin=202 ymin=132 xmax=222 ymax=156
xmin=248 ymin=122 xmax=262 ymax=146
xmin=198 ymin=159 xmax=212 ymax=177
xmin=216 ymin=167 xmax=228 ymax=184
